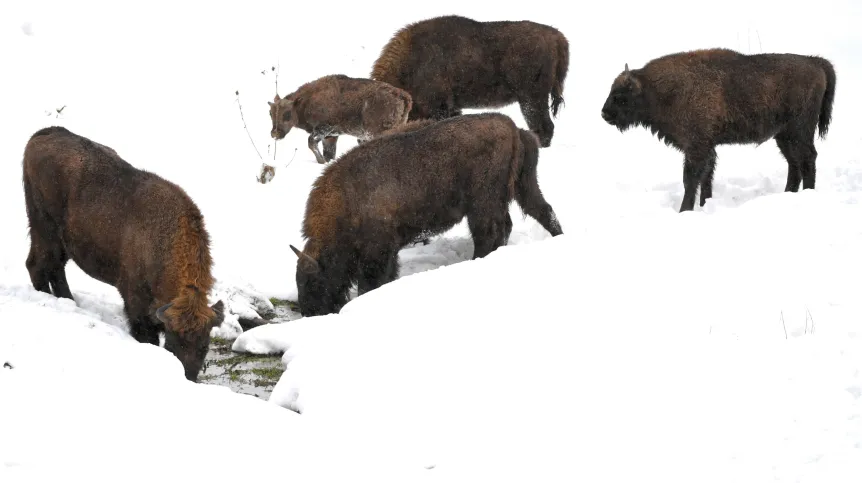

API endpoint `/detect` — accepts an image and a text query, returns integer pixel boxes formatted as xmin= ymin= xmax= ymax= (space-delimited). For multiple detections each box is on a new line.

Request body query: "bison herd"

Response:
xmin=19 ymin=14 xmax=837 ymax=382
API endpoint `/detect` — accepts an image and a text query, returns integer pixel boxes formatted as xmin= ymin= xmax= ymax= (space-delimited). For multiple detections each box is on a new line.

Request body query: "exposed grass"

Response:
xmin=270 ymin=297 xmax=300 ymax=312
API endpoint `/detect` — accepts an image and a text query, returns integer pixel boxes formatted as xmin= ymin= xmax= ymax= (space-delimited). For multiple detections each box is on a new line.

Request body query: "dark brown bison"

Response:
xmin=288 ymin=112 xmax=564 ymax=317
xmin=268 ymin=74 xmax=413 ymax=164
xmin=370 ymin=15 xmax=569 ymax=148
xmin=22 ymin=126 xmax=225 ymax=381
xmin=600 ymin=48 xmax=836 ymax=212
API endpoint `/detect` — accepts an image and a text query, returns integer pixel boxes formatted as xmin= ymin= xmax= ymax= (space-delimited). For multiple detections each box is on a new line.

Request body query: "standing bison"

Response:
xmin=600 ymin=48 xmax=836 ymax=212
xmin=289 ymin=112 xmax=563 ymax=317
xmin=22 ymin=126 xmax=225 ymax=382
xmin=269 ymin=74 xmax=413 ymax=164
xmin=370 ymin=15 xmax=569 ymax=148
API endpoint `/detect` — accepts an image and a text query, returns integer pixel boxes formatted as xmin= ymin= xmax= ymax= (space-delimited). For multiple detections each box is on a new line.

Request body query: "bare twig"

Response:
xmin=806 ymin=308 xmax=815 ymax=334
xmin=781 ymin=310 xmax=788 ymax=339
xmin=747 ymin=28 xmax=751 ymax=54
xmin=273 ymin=60 xmax=280 ymax=163
xmin=235 ymin=90 xmax=263 ymax=160
xmin=274 ymin=59 xmax=280 ymax=94
xmin=284 ymin=147 xmax=298 ymax=168
xmin=756 ymin=29 xmax=762 ymax=53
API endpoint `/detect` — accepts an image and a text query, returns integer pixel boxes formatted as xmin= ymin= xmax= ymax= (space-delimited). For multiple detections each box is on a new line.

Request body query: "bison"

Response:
xmin=22 ymin=126 xmax=225 ymax=382
xmin=600 ymin=48 xmax=836 ymax=212
xmin=370 ymin=15 xmax=569 ymax=148
xmin=288 ymin=112 xmax=564 ymax=317
xmin=268 ymin=74 xmax=413 ymax=164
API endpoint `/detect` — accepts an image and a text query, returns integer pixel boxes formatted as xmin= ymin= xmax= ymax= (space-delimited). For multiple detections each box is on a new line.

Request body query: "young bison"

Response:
xmin=268 ymin=74 xmax=413 ymax=164
xmin=22 ymin=126 xmax=225 ymax=382
xmin=600 ymin=48 xmax=836 ymax=212
xmin=370 ymin=15 xmax=569 ymax=148
xmin=288 ymin=112 xmax=564 ymax=317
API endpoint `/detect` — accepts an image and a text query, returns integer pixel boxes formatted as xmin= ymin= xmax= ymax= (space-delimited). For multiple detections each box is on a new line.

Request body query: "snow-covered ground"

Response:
xmin=2 ymin=0 xmax=862 ymax=481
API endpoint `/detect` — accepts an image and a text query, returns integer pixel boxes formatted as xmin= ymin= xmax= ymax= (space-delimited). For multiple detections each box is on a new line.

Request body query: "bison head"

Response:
xmin=601 ymin=63 xmax=648 ymax=132
xmin=269 ymin=93 xmax=299 ymax=140
xmin=290 ymin=244 xmax=347 ymax=317
xmin=155 ymin=298 xmax=225 ymax=382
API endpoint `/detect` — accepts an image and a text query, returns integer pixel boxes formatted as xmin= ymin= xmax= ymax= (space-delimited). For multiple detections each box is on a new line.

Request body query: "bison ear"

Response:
xmin=209 ymin=300 xmax=225 ymax=329
xmin=268 ymin=101 xmax=274 ymax=107
xmin=290 ymin=244 xmax=320 ymax=275
xmin=155 ymin=302 xmax=173 ymax=326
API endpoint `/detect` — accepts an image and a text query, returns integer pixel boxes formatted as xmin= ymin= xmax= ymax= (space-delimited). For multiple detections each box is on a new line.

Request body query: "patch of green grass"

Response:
xmin=251 ymin=366 xmax=283 ymax=380
xmin=211 ymin=336 xmax=231 ymax=347
xmin=270 ymin=297 xmax=300 ymax=311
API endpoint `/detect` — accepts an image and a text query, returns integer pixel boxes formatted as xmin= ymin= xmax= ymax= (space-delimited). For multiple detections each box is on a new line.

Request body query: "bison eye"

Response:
xmin=282 ymin=111 xmax=291 ymax=121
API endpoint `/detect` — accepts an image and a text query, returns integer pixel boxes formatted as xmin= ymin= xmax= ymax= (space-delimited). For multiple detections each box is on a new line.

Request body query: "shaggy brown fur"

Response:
xmin=370 ymin=15 xmax=569 ymax=148
xmin=268 ymin=74 xmax=413 ymax=164
xmin=288 ymin=112 xmax=563 ymax=317
xmin=22 ymin=126 xmax=225 ymax=381
xmin=601 ymin=48 xmax=836 ymax=212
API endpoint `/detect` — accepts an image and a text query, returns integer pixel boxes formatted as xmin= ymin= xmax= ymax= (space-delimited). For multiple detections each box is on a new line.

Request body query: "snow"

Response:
xmin=2 ymin=0 xmax=862 ymax=481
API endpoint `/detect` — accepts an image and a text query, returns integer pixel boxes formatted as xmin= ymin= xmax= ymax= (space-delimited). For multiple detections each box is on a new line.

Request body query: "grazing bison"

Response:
xmin=268 ymin=74 xmax=413 ymax=164
xmin=370 ymin=15 xmax=569 ymax=148
xmin=600 ymin=48 xmax=836 ymax=212
xmin=22 ymin=126 xmax=225 ymax=382
xmin=288 ymin=112 xmax=564 ymax=317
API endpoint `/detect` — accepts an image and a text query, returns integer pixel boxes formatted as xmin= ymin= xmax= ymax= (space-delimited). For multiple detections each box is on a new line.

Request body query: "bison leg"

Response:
xmin=307 ymin=134 xmax=327 ymax=165
xmin=775 ymin=136 xmax=805 ymax=192
xmin=515 ymin=170 xmax=563 ymax=237
xmin=502 ymin=212 xmax=513 ymax=246
xmin=699 ymin=152 xmax=718 ymax=207
xmin=23 ymin=181 xmax=74 ymax=300
xmin=519 ymin=98 xmax=555 ymax=148
xmin=122 ymin=285 xmax=160 ymax=345
xmin=357 ymin=249 xmax=399 ymax=296
xmin=25 ymin=234 xmax=73 ymax=300
xmin=468 ymin=214 xmax=508 ymax=259
xmin=680 ymin=147 xmax=716 ymax=212
xmin=322 ymin=136 xmax=338 ymax=162
xmin=777 ymin=130 xmax=818 ymax=191
xmin=800 ymin=142 xmax=817 ymax=190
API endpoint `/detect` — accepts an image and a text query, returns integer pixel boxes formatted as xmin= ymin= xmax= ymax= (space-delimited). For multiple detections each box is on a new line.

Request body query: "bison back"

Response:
xmin=373 ymin=16 xmax=564 ymax=107
xmin=312 ymin=113 xmax=521 ymax=242
xmin=22 ymin=126 xmax=198 ymax=286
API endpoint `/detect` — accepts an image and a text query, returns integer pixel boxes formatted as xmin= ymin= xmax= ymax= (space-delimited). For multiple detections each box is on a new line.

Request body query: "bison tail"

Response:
xmin=550 ymin=35 xmax=569 ymax=118
xmin=817 ymin=57 xmax=836 ymax=140
xmin=515 ymin=129 xmax=541 ymax=199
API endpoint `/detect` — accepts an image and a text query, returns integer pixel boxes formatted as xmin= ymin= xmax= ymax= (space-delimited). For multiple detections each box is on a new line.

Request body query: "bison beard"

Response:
xmin=290 ymin=113 xmax=563 ymax=317
xmin=22 ymin=126 xmax=225 ymax=382
xmin=600 ymin=48 xmax=836 ymax=212
xmin=370 ymin=15 xmax=569 ymax=148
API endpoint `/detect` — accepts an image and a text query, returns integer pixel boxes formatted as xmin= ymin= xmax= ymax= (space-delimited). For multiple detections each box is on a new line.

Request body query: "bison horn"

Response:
xmin=268 ymin=101 xmax=274 ymax=107
xmin=209 ymin=300 xmax=225 ymax=328
xmin=155 ymin=302 xmax=173 ymax=325
xmin=290 ymin=244 xmax=320 ymax=275
xmin=624 ymin=63 xmax=629 ymax=73
xmin=290 ymin=244 xmax=302 ymax=258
